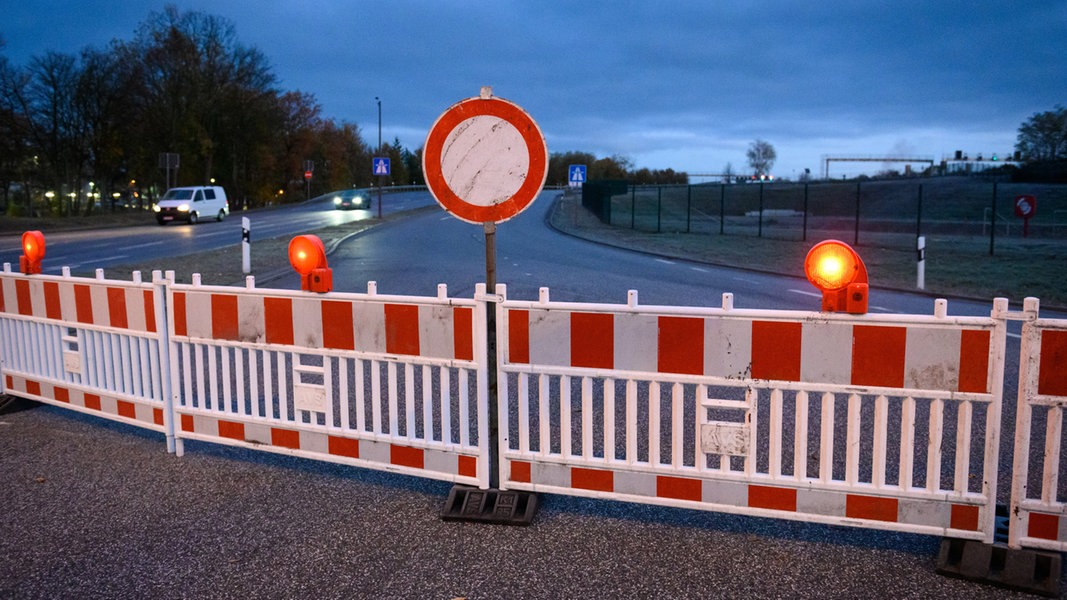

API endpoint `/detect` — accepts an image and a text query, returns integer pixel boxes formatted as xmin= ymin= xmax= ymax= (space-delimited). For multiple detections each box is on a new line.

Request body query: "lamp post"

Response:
xmin=375 ymin=97 xmax=382 ymax=218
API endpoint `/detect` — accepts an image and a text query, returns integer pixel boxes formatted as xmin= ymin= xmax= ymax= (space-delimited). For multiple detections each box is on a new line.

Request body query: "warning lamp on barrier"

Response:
xmin=288 ymin=234 xmax=332 ymax=293
xmin=804 ymin=239 xmax=868 ymax=314
xmin=20 ymin=230 xmax=46 ymax=274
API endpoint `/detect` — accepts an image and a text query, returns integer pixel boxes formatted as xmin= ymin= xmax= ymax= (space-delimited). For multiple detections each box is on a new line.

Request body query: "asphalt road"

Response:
xmin=1 ymin=192 xmax=1063 ymax=599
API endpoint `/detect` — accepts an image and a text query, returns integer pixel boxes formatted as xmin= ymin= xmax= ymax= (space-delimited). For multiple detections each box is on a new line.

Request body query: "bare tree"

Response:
xmin=746 ymin=139 xmax=776 ymax=177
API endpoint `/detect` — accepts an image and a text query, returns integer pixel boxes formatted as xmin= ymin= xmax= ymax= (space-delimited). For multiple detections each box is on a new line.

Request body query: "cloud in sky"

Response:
xmin=4 ymin=1 xmax=1065 ymax=178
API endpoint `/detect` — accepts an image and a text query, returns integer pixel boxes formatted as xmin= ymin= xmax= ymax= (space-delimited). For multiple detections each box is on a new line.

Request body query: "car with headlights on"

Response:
xmin=333 ymin=190 xmax=370 ymax=210
xmin=154 ymin=186 xmax=229 ymax=225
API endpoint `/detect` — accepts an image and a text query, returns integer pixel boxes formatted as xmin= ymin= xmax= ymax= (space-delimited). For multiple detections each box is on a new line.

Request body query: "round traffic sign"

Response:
xmin=423 ymin=93 xmax=547 ymax=224
xmin=1015 ymin=195 xmax=1036 ymax=218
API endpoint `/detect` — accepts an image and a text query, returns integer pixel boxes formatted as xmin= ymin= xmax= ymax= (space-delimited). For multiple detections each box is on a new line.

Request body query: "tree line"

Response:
xmin=0 ymin=6 xmax=415 ymax=217
xmin=0 ymin=6 xmax=691 ymax=219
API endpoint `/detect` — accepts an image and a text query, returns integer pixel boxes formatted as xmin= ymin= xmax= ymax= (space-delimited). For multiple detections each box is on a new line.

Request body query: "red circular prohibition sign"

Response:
xmin=423 ymin=96 xmax=548 ymax=224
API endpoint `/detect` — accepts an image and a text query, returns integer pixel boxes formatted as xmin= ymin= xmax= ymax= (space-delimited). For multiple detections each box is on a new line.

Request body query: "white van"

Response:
xmin=154 ymin=186 xmax=229 ymax=225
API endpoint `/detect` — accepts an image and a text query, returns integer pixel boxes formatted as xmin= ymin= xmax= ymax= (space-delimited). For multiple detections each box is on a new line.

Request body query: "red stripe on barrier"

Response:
xmin=454 ymin=307 xmax=474 ymax=361
xmin=958 ymin=329 xmax=990 ymax=393
xmin=26 ymin=380 xmax=41 ymax=397
xmin=54 ymin=386 xmax=69 ymax=403
xmin=107 ymin=287 xmax=128 ymax=329
xmin=851 ymin=325 xmax=906 ymax=388
xmin=181 ymin=414 xmax=194 ymax=432
xmin=173 ymin=292 xmax=187 ymax=337
xmin=751 ymin=321 xmax=802 ymax=381
xmin=658 ymin=316 xmax=704 ymax=375
xmin=390 ymin=444 xmax=424 ymax=469
xmin=211 ymin=294 xmax=239 ymax=340
xmin=385 ymin=304 xmax=420 ymax=356
xmin=509 ymin=310 xmax=530 ymax=364
xmin=458 ymin=455 xmax=477 ymax=478
xmin=328 ymin=436 xmax=359 ymax=459
xmin=44 ymin=281 xmax=61 ymax=320
xmin=748 ymin=485 xmax=797 ymax=512
xmin=218 ymin=419 xmax=244 ymax=441
xmin=1038 ymin=329 xmax=1067 ymax=396
xmin=153 ymin=408 xmax=163 ymax=426
xmin=271 ymin=428 xmax=300 ymax=449
xmin=15 ymin=279 xmax=31 ymax=316
xmin=571 ymin=467 xmax=614 ymax=492
xmin=510 ymin=460 xmax=531 ymax=483
xmin=265 ymin=297 xmax=295 ymax=346
xmin=845 ymin=494 xmax=898 ymax=522
xmin=656 ymin=475 xmax=702 ymax=502
xmin=321 ymin=300 xmax=354 ymax=350
xmin=950 ymin=504 xmax=980 ymax=531
xmin=143 ymin=290 xmax=156 ymax=333
xmin=84 ymin=393 xmax=102 ymax=411
xmin=74 ymin=284 xmax=92 ymax=324
xmin=6 ymin=375 xmax=12 ymax=390
xmin=0 ymin=280 xmax=5 ymax=312
xmin=571 ymin=312 xmax=614 ymax=369
xmin=116 ymin=400 xmax=136 ymax=419
xmin=1028 ymin=512 xmax=1060 ymax=541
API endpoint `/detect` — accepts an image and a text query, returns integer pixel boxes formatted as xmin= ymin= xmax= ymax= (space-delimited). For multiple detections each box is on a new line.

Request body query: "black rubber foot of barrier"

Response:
xmin=936 ymin=538 xmax=1062 ymax=598
xmin=440 ymin=485 xmax=539 ymax=526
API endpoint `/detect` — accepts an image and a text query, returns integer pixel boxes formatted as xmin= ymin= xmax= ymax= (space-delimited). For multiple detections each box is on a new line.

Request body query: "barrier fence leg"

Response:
xmin=440 ymin=267 xmax=538 ymax=525
xmin=936 ymin=297 xmax=1061 ymax=598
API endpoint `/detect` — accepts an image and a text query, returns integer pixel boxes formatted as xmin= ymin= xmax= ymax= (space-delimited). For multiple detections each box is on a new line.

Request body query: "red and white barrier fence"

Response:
xmin=0 ymin=266 xmax=172 ymax=441
xmin=2 ymin=264 xmax=1064 ymax=553
xmin=1010 ymin=297 xmax=1067 ymax=552
xmin=495 ymin=286 xmax=1007 ymax=542
xmin=167 ymin=276 xmax=490 ymax=488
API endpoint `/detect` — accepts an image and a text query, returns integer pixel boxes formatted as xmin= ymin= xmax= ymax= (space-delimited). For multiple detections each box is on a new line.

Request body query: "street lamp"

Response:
xmin=375 ymin=96 xmax=383 ymax=218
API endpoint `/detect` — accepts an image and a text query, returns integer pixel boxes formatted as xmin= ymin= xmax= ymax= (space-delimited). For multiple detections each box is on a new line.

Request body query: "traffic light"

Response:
xmin=20 ymin=230 xmax=46 ymax=274
xmin=804 ymin=240 xmax=868 ymax=314
xmin=288 ymin=234 xmax=332 ymax=293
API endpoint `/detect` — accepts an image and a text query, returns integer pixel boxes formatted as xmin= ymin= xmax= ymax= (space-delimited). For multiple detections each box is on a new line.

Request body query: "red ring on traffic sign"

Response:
xmin=423 ymin=96 xmax=547 ymax=224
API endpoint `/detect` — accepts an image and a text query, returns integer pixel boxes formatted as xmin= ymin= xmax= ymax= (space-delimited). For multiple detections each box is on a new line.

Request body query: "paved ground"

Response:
xmin=2 ymin=400 xmax=1059 ymax=599
xmin=1 ymin=196 xmax=1063 ymax=599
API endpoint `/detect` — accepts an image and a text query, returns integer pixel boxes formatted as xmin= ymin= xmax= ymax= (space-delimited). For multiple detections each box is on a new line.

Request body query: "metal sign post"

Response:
xmin=424 ymin=87 xmax=547 ymax=524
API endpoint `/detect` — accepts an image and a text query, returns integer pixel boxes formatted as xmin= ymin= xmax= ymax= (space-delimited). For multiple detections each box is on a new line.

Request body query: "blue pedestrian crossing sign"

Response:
xmin=373 ymin=157 xmax=391 ymax=176
xmin=569 ymin=164 xmax=587 ymax=186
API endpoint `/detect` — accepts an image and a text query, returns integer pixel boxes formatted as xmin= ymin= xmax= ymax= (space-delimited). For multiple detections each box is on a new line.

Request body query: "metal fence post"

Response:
xmin=657 ymin=186 xmax=662 ymax=233
xmin=719 ymin=184 xmax=726 ymax=235
xmin=854 ymin=182 xmax=861 ymax=246
xmin=989 ymin=182 xmax=998 ymax=256
xmin=630 ymin=185 xmax=636 ymax=230
xmin=758 ymin=182 xmax=764 ymax=238
xmin=686 ymin=185 xmax=692 ymax=233
xmin=802 ymin=182 xmax=809 ymax=242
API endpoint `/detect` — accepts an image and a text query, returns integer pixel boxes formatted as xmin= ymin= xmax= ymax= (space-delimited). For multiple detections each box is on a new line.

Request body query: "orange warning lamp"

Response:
xmin=804 ymin=240 xmax=868 ymax=314
xmin=288 ymin=234 xmax=332 ymax=293
xmin=20 ymin=230 xmax=46 ymax=274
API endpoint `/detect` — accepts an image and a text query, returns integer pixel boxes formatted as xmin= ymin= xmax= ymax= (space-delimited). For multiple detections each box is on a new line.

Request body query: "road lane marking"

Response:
xmin=655 ymin=259 xmax=674 ymax=265
xmin=126 ymin=241 xmax=166 ymax=249
xmin=788 ymin=289 xmax=821 ymax=298
xmin=690 ymin=266 xmax=709 ymax=273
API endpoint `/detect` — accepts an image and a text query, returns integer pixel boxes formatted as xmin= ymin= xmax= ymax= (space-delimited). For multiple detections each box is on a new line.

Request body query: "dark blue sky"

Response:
xmin=4 ymin=1 xmax=1065 ymax=179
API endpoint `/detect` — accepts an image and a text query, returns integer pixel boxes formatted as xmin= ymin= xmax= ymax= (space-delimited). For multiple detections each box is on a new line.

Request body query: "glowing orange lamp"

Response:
xmin=804 ymin=240 xmax=868 ymax=314
xmin=288 ymin=234 xmax=332 ymax=293
xmin=20 ymin=230 xmax=46 ymax=274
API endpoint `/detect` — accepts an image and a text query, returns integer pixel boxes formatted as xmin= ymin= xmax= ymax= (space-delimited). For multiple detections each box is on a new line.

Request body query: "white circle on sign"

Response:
xmin=441 ymin=115 xmax=529 ymax=207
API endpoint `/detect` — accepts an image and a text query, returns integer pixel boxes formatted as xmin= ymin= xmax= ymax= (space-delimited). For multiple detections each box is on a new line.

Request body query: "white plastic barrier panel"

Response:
xmin=496 ymin=285 xmax=1008 ymax=543
xmin=166 ymin=278 xmax=490 ymax=489
xmin=1010 ymin=297 xmax=1067 ymax=552
xmin=0 ymin=266 xmax=172 ymax=440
